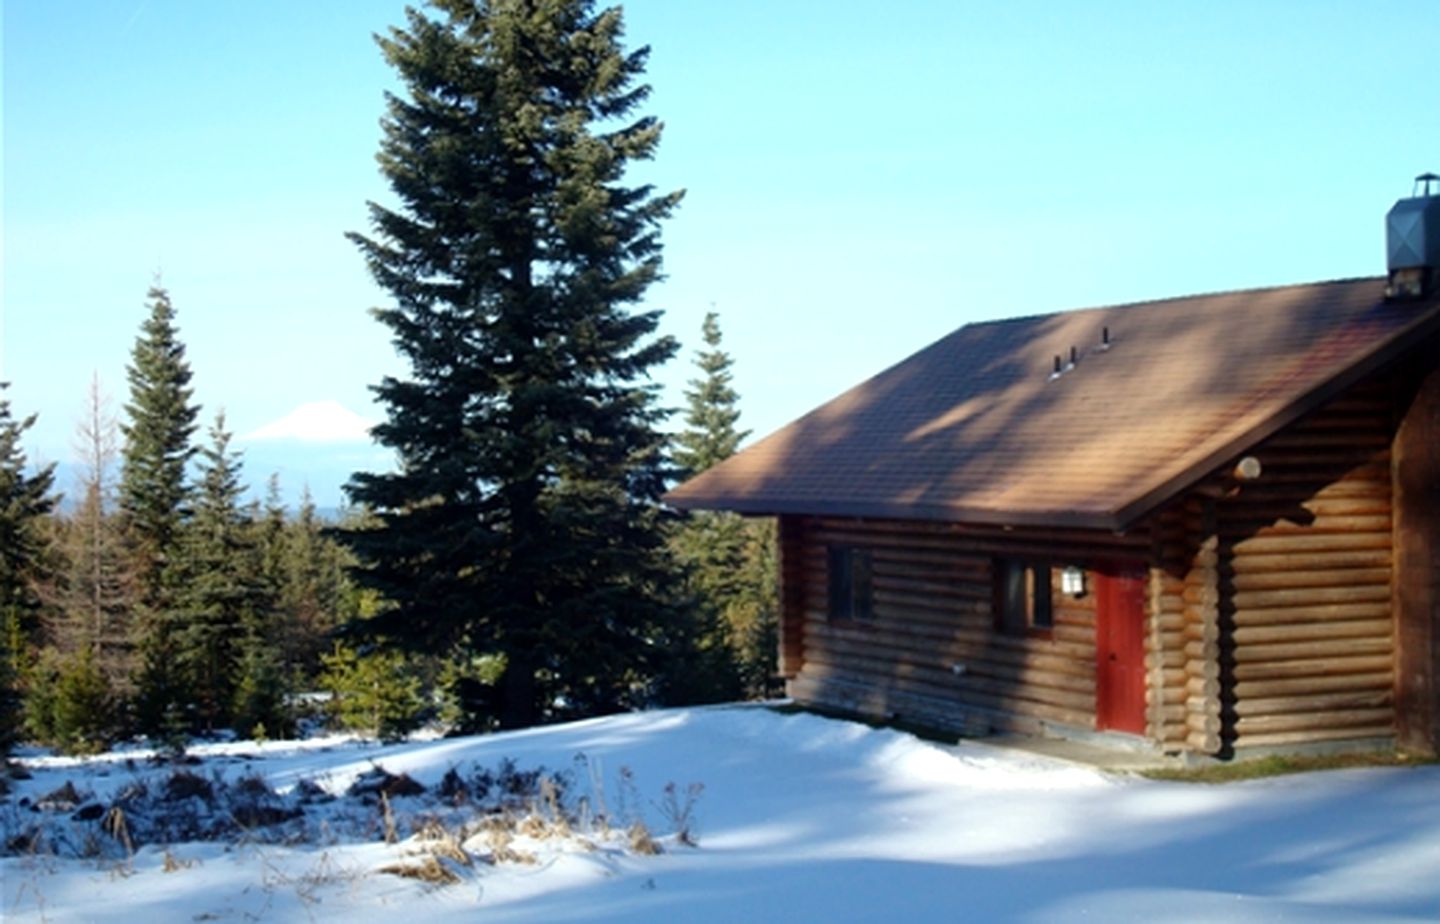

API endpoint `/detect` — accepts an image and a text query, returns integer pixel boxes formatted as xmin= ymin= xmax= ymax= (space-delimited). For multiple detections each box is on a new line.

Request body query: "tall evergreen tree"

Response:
xmin=276 ymin=486 xmax=350 ymax=680
xmin=342 ymin=0 xmax=682 ymax=729
xmin=170 ymin=412 xmax=270 ymax=732
xmin=119 ymin=284 xmax=199 ymax=610
xmin=0 ymin=383 xmax=57 ymax=754
xmin=673 ymin=311 xmax=749 ymax=479
xmin=668 ymin=313 xmax=779 ymax=701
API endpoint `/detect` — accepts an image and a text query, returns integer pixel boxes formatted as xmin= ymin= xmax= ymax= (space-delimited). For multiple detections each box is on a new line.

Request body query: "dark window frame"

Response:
xmin=996 ymin=558 xmax=1054 ymax=637
xmin=827 ymin=545 xmax=874 ymax=623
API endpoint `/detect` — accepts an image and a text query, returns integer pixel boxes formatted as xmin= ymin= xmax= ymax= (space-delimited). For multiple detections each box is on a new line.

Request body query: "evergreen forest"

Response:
xmin=0 ymin=0 xmax=777 ymax=757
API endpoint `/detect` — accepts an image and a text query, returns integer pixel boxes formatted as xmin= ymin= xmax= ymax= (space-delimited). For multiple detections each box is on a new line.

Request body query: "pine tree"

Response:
xmin=342 ymin=0 xmax=682 ymax=729
xmin=169 ymin=412 xmax=270 ymax=732
xmin=668 ymin=313 xmax=780 ymax=700
xmin=0 ymin=383 xmax=58 ymax=754
xmin=120 ymin=284 xmax=199 ymax=610
xmin=673 ymin=311 xmax=750 ymax=479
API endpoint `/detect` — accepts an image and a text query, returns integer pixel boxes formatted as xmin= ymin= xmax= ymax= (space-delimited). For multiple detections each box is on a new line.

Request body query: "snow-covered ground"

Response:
xmin=4 ymin=705 xmax=1440 ymax=922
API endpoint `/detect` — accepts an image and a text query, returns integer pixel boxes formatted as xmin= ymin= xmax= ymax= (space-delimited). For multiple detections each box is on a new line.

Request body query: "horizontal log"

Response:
xmin=1232 ymin=654 xmax=1394 ymax=682
xmin=1152 ymin=685 xmax=1187 ymax=706
xmin=806 ymin=616 xmax=1094 ymax=664
xmin=1234 ymin=671 xmax=1393 ymax=700
xmin=871 ymin=548 xmax=990 ymax=575
xmin=1185 ymin=659 xmax=1221 ymax=682
xmin=1224 ymin=548 xmax=1392 ymax=573
xmin=1186 ymin=675 xmax=1220 ymax=699
xmin=1183 ymin=620 xmax=1219 ymax=643
xmin=1229 ymin=584 xmax=1390 ymax=610
xmin=791 ymin=669 xmax=1093 ymax=729
xmin=804 ymin=617 xmax=1096 ymax=675
xmin=872 ymin=585 xmax=994 ymax=614
xmin=1150 ymin=703 xmax=1187 ymax=724
xmin=806 ymin=632 xmax=1096 ymax=692
xmin=1187 ymin=729 xmax=1222 ymax=753
xmin=1226 ymin=567 xmax=1392 ymax=592
xmin=1231 ymin=601 xmax=1391 ymax=627
xmin=1157 ymin=593 xmax=1186 ymax=615
xmin=1235 ymin=689 xmax=1391 ymax=718
xmin=1158 ymin=667 xmax=1189 ymax=687
xmin=1231 ymin=636 xmax=1392 ymax=664
xmin=1186 ymin=696 xmax=1220 ymax=717
xmin=1233 ymin=618 xmax=1392 ymax=647
xmin=1184 ymin=639 xmax=1219 ymax=661
xmin=801 ymin=647 xmax=1096 ymax=708
xmin=803 ymin=610 xmax=1096 ymax=663
xmin=1187 ymin=712 xmax=1222 ymax=735
xmin=1232 ymin=725 xmax=1395 ymax=750
xmin=1149 ymin=649 xmax=1188 ymax=670
xmin=1228 ymin=532 xmax=1392 ymax=554
xmin=1234 ymin=706 xmax=1393 ymax=735
xmin=872 ymin=571 xmax=992 ymax=599
xmin=1157 ymin=727 xmax=1190 ymax=746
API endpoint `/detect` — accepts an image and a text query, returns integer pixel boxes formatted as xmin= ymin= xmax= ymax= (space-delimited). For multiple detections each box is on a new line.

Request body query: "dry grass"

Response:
xmin=378 ymin=855 xmax=462 ymax=885
xmin=1142 ymin=750 xmax=1437 ymax=783
xmin=627 ymin=821 xmax=661 ymax=856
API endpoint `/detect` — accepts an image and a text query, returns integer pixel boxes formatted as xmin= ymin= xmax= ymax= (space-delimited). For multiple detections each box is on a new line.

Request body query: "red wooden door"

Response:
xmin=1095 ymin=568 xmax=1148 ymax=734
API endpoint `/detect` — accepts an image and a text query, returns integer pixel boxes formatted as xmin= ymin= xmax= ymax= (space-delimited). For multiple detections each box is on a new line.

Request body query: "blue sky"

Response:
xmin=4 ymin=1 xmax=1437 ymax=508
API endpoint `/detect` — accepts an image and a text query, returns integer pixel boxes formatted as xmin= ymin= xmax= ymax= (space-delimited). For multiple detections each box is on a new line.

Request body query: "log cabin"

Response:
xmin=666 ymin=179 xmax=1440 ymax=758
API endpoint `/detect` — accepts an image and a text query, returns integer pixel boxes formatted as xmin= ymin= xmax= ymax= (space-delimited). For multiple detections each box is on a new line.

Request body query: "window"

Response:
xmin=997 ymin=558 xmax=1052 ymax=635
xmin=827 ymin=545 xmax=874 ymax=622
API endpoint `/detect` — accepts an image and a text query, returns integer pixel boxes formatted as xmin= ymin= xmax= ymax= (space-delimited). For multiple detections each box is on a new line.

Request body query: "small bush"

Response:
xmin=319 ymin=644 xmax=425 ymax=742
xmin=24 ymin=648 xmax=118 ymax=755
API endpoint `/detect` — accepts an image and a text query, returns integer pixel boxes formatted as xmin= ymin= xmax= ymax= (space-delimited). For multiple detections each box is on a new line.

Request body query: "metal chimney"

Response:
xmin=1386 ymin=172 xmax=1440 ymax=299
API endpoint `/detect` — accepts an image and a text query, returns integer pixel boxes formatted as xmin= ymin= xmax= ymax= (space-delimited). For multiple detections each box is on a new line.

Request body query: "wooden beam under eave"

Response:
xmin=1393 ymin=349 xmax=1440 ymax=755
xmin=777 ymin=515 xmax=807 ymax=679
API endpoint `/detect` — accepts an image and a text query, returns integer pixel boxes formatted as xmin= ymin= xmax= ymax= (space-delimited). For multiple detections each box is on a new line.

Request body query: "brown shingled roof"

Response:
xmin=664 ymin=277 xmax=1440 ymax=531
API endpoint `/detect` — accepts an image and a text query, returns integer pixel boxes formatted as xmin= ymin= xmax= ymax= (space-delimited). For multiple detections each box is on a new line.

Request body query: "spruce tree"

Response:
xmin=0 ymin=383 xmax=58 ymax=754
xmin=276 ymin=487 xmax=350 ymax=681
xmin=342 ymin=0 xmax=682 ymax=729
xmin=673 ymin=311 xmax=749 ymax=479
xmin=668 ymin=313 xmax=779 ymax=700
xmin=170 ymin=412 xmax=269 ymax=732
xmin=120 ymin=284 xmax=199 ymax=610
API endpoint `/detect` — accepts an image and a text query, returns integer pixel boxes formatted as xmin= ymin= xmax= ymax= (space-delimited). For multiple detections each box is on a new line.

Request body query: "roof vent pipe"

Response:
xmin=1386 ymin=172 xmax=1440 ymax=299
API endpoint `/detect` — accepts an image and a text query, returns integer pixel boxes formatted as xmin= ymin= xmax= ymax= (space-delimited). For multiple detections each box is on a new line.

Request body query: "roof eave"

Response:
xmin=1112 ymin=299 xmax=1440 ymax=529
xmin=665 ymin=492 xmax=1127 ymax=532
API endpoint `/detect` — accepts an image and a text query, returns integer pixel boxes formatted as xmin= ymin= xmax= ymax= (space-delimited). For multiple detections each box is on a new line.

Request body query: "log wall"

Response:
xmin=1151 ymin=499 xmax=1221 ymax=753
xmin=1217 ymin=381 xmax=1397 ymax=751
xmin=781 ymin=515 xmax=1148 ymax=736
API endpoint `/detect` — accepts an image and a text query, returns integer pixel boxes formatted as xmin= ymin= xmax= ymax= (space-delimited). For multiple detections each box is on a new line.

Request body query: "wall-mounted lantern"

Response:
xmin=1060 ymin=565 xmax=1086 ymax=598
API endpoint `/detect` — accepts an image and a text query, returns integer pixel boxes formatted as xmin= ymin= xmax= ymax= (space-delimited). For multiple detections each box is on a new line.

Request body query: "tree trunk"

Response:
xmin=498 ymin=652 xmax=538 ymax=729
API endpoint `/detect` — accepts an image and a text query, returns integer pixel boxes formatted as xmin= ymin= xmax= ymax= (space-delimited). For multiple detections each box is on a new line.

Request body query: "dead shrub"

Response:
xmin=163 ymin=770 xmax=214 ymax=803
xmin=379 ymin=855 xmax=461 ymax=885
xmin=628 ymin=821 xmax=661 ymax=856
